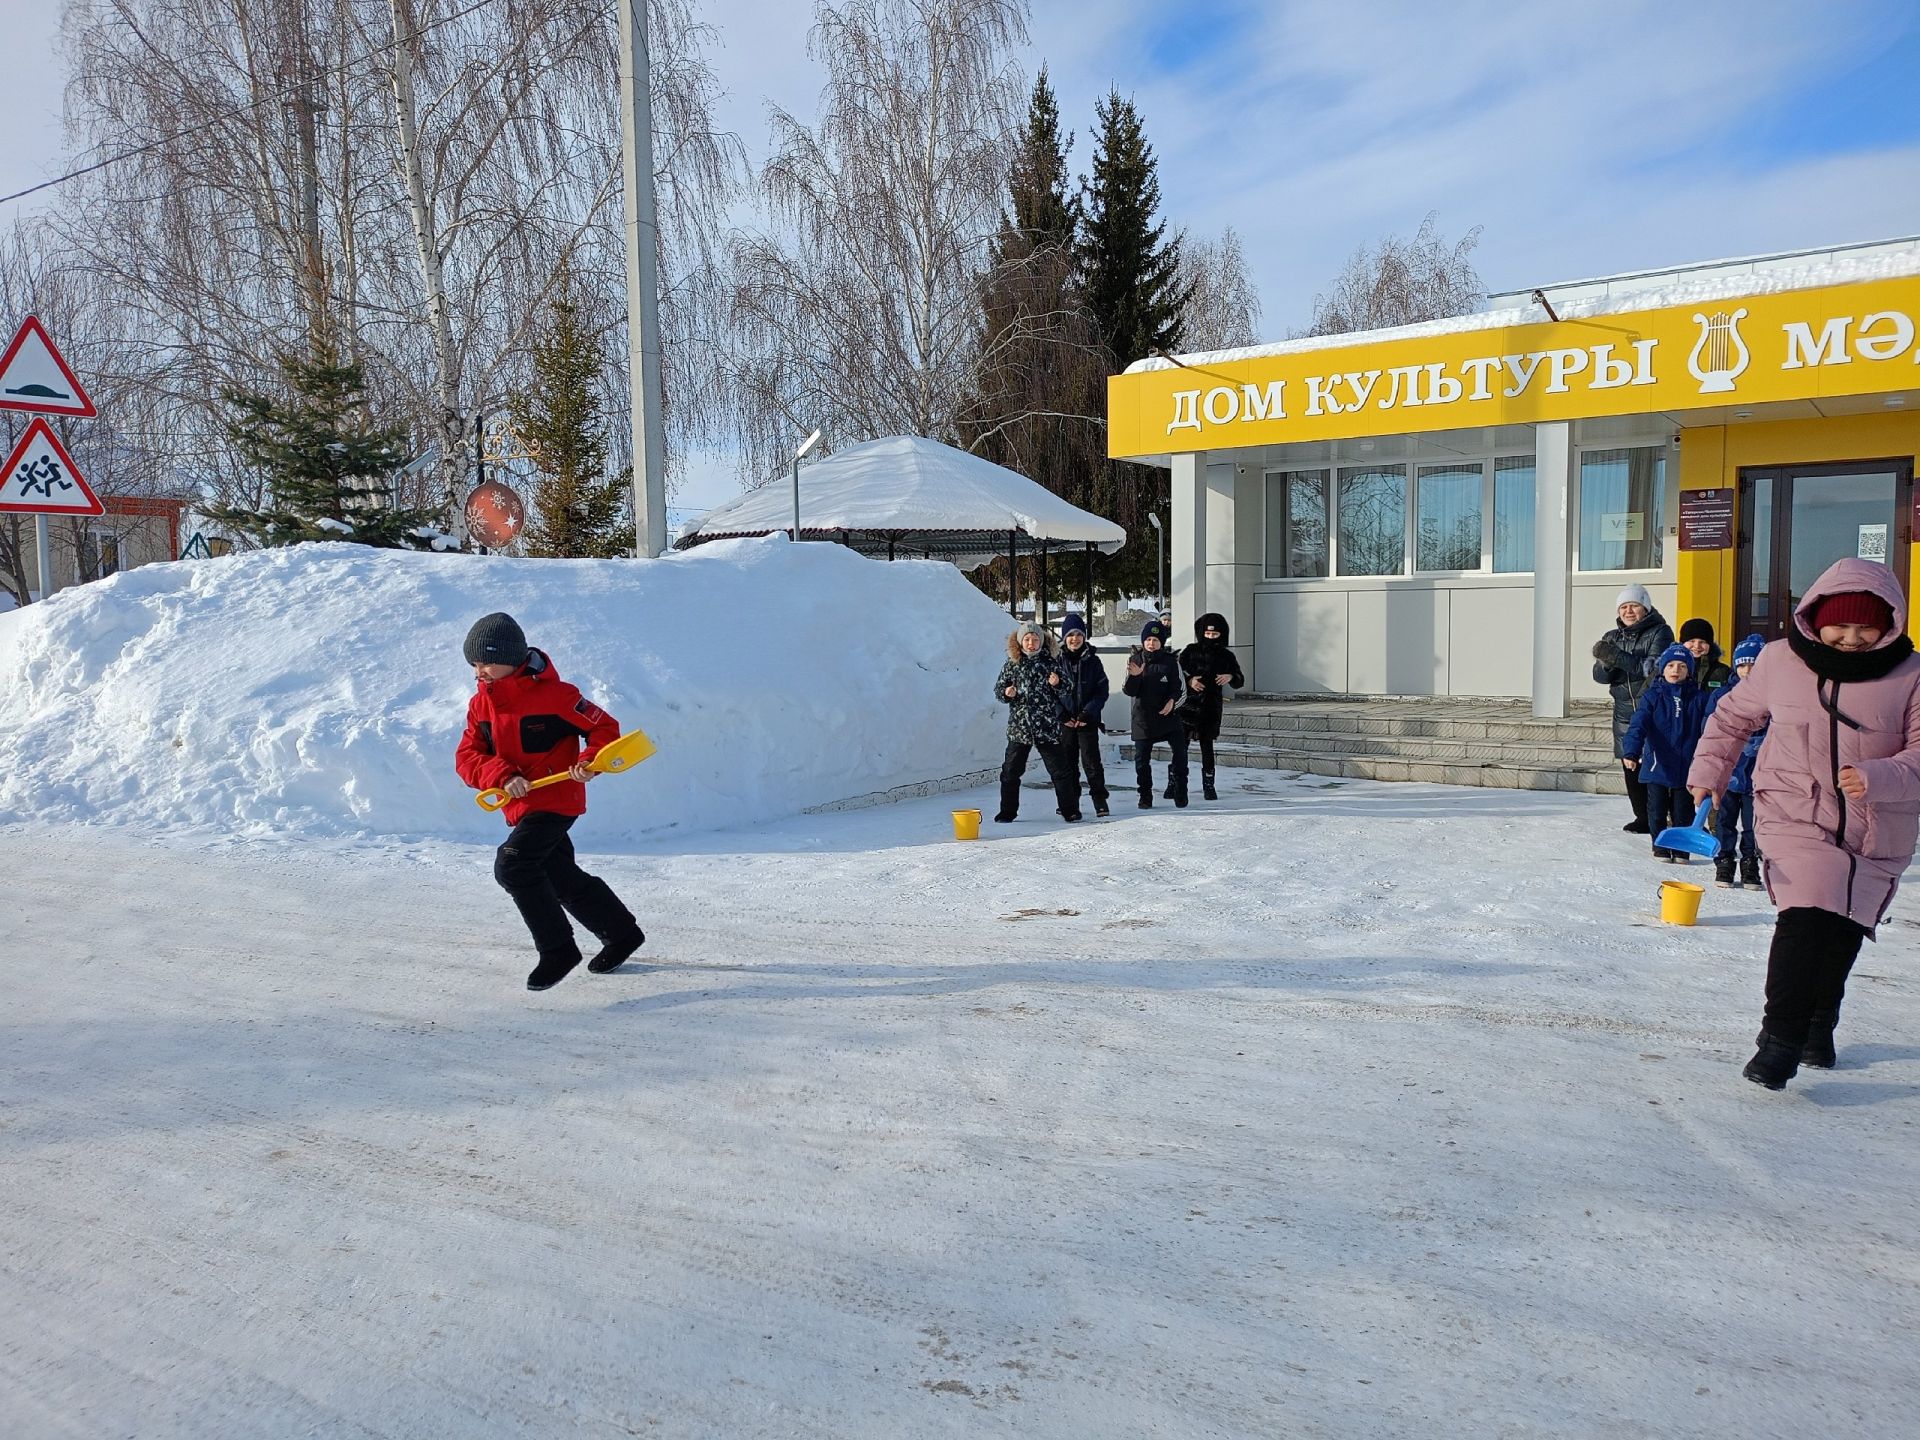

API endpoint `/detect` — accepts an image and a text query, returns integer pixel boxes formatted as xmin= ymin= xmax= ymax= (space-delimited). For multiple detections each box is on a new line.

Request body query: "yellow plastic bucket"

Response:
xmin=952 ymin=808 xmax=982 ymax=841
xmin=1659 ymin=880 xmax=1705 ymax=926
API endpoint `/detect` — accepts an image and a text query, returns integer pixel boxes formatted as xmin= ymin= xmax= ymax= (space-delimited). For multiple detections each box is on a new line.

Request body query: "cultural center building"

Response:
xmin=1106 ymin=236 xmax=1920 ymax=716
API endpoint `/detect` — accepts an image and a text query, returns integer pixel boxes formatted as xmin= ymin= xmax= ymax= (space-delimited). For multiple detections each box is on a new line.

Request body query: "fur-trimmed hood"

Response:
xmin=1006 ymin=628 xmax=1059 ymax=660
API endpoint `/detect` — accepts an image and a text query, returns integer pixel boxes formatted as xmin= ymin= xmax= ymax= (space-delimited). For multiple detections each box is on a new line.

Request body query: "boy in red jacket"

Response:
xmin=455 ymin=612 xmax=645 ymax=991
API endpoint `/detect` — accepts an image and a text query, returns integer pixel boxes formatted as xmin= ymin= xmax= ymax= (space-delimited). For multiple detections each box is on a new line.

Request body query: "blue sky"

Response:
xmin=5 ymin=0 xmax=1918 ymax=510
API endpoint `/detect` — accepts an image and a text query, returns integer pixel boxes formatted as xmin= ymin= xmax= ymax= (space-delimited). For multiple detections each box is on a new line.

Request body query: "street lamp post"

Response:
xmin=1146 ymin=512 xmax=1163 ymax=609
xmin=792 ymin=428 xmax=822 ymax=541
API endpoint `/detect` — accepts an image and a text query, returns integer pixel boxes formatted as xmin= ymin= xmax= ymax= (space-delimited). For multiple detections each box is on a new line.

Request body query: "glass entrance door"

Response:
xmin=1737 ymin=460 xmax=1913 ymax=640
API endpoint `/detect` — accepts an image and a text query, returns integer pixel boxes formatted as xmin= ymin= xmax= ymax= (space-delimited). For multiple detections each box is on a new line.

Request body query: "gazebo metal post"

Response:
xmin=1084 ymin=542 xmax=1095 ymax=627
xmin=1007 ymin=529 xmax=1018 ymax=619
xmin=1038 ymin=541 xmax=1049 ymax=630
xmin=887 ymin=536 xmax=896 ymax=561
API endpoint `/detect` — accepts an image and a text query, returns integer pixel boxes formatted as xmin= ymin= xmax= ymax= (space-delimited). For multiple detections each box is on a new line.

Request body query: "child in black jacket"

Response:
xmin=1178 ymin=611 xmax=1244 ymax=801
xmin=1055 ymin=612 xmax=1112 ymax=817
xmin=1124 ymin=620 xmax=1188 ymax=808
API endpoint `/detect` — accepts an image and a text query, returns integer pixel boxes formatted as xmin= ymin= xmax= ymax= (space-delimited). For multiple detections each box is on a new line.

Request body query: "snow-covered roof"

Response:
xmin=678 ymin=435 xmax=1126 ymax=569
xmin=1124 ymin=239 xmax=1920 ymax=375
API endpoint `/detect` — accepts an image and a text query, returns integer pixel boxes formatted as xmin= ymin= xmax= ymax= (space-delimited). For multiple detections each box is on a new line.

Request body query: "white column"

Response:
xmin=1201 ymin=460 xmax=1263 ymax=648
xmin=1532 ymin=422 xmax=1575 ymax=718
xmin=1169 ymin=451 xmax=1206 ymax=636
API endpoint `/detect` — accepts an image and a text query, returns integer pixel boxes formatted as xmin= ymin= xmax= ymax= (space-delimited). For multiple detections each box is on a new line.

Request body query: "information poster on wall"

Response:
xmin=1678 ymin=488 xmax=1735 ymax=551
xmin=1859 ymin=523 xmax=1889 ymax=562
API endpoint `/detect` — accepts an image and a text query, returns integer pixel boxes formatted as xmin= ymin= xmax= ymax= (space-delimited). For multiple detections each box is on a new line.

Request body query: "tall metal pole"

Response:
xmin=34 ymin=515 xmax=53 ymax=601
xmin=791 ymin=455 xmax=800 ymax=542
xmin=618 ymin=0 xmax=668 ymax=557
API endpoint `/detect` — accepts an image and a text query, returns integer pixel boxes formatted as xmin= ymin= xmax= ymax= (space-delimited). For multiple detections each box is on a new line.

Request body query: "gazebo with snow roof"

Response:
xmin=675 ymin=434 xmax=1126 ymax=617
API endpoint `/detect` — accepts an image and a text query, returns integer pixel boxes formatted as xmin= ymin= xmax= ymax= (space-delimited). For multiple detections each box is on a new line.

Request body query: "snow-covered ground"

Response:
xmin=6 ymin=774 xmax=1919 ymax=1438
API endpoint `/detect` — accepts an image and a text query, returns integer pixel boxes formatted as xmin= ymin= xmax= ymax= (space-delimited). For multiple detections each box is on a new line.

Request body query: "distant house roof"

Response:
xmin=676 ymin=435 xmax=1126 ymax=570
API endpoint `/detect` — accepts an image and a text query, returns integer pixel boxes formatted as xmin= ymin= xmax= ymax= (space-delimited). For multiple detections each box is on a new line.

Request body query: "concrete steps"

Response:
xmin=1119 ymin=696 xmax=1625 ymax=796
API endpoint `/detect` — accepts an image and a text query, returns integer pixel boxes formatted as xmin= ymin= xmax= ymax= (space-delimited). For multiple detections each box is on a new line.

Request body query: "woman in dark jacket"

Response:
xmin=1124 ymin=620 xmax=1188 ymax=808
xmin=1178 ymin=612 xmax=1244 ymax=801
xmin=1592 ymin=584 xmax=1675 ymax=833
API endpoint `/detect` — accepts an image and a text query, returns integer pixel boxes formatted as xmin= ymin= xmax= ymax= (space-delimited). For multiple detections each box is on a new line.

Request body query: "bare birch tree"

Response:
xmin=726 ymin=0 xmax=1028 ymax=485
xmin=50 ymin=0 xmax=740 ymax=535
xmin=1177 ymin=225 xmax=1262 ymax=352
xmin=1305 ymin=211 xmax=1484 ymax=338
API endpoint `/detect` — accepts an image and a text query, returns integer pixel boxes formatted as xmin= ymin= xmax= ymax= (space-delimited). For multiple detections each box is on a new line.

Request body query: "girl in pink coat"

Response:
xmin=1689 ymin=558 xmax=1920 ymax=1090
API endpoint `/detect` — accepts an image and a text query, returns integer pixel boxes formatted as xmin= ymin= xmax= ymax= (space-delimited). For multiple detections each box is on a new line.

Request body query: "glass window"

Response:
xmin=1264 ymin=470 xmax=1329 ymax=578
xmin=1579 ymin=446 xmax=1666 ymax=571
xmin=1416 ymin=463 xmax=1483 ymax=571
xmin=1337 ymin=465 xmax=1407 ymax=576
xmin=1492 ymin=456 xmax=1535 ymax=573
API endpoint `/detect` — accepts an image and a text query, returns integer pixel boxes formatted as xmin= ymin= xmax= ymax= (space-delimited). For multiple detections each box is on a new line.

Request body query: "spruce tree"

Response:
xmin=1077 ymin=89 xmax=1188 ymax=602
xmin=206 ymin=340 xmax=432 ymax=549
xmin=1079 ymin=89 xmax=1187 ymax=368
xmin=509 ymin=284 xmax=633 ymax=559
xmin=964 ymin=67 xmax=1108 ymax=606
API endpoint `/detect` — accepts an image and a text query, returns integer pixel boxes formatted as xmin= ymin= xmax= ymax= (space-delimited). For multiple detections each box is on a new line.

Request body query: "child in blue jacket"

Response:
xmin=1707 ymin=633 xmax=1768 ymax=888
xmin=1622 ymin=642 xmax=1713 ymax=862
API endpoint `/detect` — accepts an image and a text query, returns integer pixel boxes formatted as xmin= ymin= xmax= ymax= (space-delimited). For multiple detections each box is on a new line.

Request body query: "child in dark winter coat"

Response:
xmin=1707 ymin=633 xmax=1767 ymax=889
xmin=1178 ymin=612 xmax=1244 ymax=801
xmin=1691 ymin=559 xmax=1920 ymax=1090
xmin=1621 ymin=642 xmax=1712 ymax=862
xmin=454 ymin=612 xmax=645 ymax=992
xmin=993 ymin=622 xmax=1081 ymax=823
xmin=1124 ymin=620 xmax=1188 ymax=808
xmin=1679 ymin=618 xmax=1734 ymax=692
xmin=1055 ymin=613 xmax=1111 ymax=817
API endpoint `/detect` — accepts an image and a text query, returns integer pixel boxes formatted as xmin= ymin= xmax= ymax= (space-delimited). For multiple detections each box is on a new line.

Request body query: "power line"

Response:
xmin=0 ymin=0 xmax=508 ymax=209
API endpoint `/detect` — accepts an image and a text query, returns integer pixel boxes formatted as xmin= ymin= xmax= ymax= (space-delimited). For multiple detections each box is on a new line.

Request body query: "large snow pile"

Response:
xmin=0 ymin=538 xmax=1010 ymax=842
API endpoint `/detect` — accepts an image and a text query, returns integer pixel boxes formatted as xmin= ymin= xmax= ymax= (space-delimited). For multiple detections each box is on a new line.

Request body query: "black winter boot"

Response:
xmin=1801 ymin=1008 xmax=1841 ymax=1069
xmin=527 ymin=950 xmax=583 ymax=992
xmin=1743 ymin=1032 xmax=1801 ymax=1090
xmin=1714 ymin=855 xmax=1736 ymax=888
xmin=1137 ymin=789 xmax=1153 ymax=809
xmin=1740 ymin=855 xmax=1762 ymax=889
xmin=1203 ymin=771 xmax=1218 ymax=801
xmin=587 ymin=924 xmax=647 ymax=974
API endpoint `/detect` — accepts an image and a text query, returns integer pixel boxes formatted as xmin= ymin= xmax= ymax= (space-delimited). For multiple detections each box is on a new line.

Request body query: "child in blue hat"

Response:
xmin=1707 ymin=633 xmax=1768 ymax=887
xmin=1621 ymin=642 xmax=1712 ymax=861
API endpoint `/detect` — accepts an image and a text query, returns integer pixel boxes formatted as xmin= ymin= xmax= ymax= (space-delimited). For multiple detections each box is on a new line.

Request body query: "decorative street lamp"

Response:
xmin=792 ymin=428 xmax=822 ymax=541
xmin=1146 ymin=511 xmax=1163 ymax=609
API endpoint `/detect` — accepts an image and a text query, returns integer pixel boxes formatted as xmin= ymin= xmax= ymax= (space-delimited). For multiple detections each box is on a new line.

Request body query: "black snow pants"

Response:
xmin=1761 ymin=906 xmax=1867 ymax=1047
xmin=1000 ymin=740 xmax=1080 ymax=820
xmin=494 ymin=812 xmax=638 ymax=962
xmin=1062 ymin=723 xmax=1108 ymax=808
xmin=1135 ymin=730 xmax=1189 ymax=802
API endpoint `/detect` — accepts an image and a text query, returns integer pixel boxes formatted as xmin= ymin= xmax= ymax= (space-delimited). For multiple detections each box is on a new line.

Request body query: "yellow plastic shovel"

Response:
xmin=475 ymin=728 xmax=657 ymax=812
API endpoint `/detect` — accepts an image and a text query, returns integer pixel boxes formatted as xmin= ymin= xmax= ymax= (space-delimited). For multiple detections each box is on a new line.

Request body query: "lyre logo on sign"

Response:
xmin=1687 ymin=308 xmax=1750 ymax=394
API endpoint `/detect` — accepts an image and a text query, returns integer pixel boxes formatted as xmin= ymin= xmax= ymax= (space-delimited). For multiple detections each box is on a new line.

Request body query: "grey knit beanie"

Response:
xmin=464 ymin=612 xmax=529 ymax=667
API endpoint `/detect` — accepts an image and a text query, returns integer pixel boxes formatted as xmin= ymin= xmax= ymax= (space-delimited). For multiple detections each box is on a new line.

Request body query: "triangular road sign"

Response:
xmin=0 ymin=419 xmax=103 ymax=515
xmin=0 ymin=316 xmax=95 ymax=418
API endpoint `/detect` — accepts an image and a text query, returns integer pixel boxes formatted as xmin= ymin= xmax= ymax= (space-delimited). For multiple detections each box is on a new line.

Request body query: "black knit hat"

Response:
xmin=1679 ymin=618 xmax=1715 ymax=645
xmin=463 ymin=612 xmax=529 ymax=667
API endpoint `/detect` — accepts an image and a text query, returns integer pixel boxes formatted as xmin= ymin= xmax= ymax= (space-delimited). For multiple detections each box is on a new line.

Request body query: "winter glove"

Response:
xmin=1591 ymin=640 xmax=1619 ymax=665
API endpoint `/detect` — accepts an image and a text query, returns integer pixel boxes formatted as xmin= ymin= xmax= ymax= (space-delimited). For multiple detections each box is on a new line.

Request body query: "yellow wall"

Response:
xmin=1675 ymin=411 xmax=1920 ymax=636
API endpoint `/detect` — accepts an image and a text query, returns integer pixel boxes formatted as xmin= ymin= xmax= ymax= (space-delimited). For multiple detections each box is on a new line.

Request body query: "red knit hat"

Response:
xmin=1808 ymin=590 xmax=1895 ymax=634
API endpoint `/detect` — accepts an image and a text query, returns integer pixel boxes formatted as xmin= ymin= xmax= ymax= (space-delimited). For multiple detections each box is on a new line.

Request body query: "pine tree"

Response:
xmin=509 ymin=284 xmax=633 ymax=559
xmin=1076 ymin=90 xmax=1188 ymax=602
xmin=205 ymin=340 xmax=433 ymax=548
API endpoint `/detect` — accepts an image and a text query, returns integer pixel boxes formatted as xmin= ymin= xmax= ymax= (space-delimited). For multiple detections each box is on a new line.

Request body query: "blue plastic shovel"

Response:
xmin=1655 ymin=797 xmax=1718 ymax=857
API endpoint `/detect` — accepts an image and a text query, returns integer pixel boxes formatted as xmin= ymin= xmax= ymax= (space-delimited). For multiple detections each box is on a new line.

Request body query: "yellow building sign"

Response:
xmin=1107 ymin=274 xmax=1920 ymax=458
